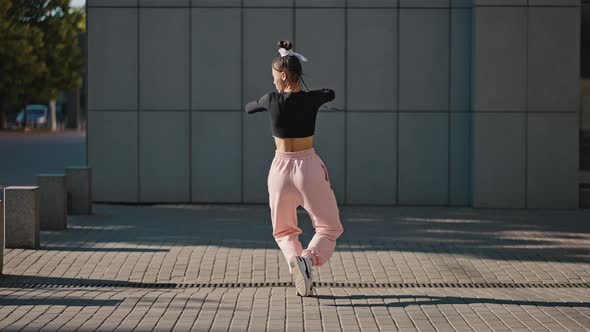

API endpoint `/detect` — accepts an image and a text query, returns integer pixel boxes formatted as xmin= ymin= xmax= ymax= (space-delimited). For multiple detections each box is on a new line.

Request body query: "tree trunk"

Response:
xmin=22 ymin=93 xmax=28 ymax=129
xmin=66 ymin=88 xmax=80 ymax=130
xmin=49 ymin=99 xmax=57 ymax=131
xmin=0 ymin=98 xmax=6 ymax=129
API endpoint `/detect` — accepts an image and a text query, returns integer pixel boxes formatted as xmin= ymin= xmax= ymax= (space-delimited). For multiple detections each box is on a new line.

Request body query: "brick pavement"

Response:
xmin=0 ymin=286 xmax=588 ymax=331
xmin=0 ymin=204 xmax=589 ymax=331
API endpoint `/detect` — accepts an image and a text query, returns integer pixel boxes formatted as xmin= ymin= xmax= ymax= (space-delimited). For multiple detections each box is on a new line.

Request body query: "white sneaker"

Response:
xmin=290 ymin=255 xmax=313 ymax=297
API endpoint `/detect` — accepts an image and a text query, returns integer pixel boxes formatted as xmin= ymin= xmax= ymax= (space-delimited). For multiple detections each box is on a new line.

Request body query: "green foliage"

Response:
xmin=0 ymin=0 xmax=84 ymax=114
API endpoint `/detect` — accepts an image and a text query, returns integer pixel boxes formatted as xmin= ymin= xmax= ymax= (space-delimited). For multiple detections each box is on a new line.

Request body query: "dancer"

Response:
xmin=244 ymin=40 xmax=344 ymax=297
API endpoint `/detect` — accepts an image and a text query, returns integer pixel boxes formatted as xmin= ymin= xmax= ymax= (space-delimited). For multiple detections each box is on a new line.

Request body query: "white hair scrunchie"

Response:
xmin=278 ymin=47 xmax=309 ymax=62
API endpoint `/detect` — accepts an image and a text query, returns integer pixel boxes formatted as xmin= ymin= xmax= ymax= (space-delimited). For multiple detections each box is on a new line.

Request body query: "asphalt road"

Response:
xmin=0 ymin=129 xmax=86 ymax=200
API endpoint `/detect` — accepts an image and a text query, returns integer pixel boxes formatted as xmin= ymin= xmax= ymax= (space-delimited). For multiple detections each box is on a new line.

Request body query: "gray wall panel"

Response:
xmin=244 ymin=9 xmax=293 ymax=103
xmin=87 ymin=0 xmax=137 ymax=6
xmin=191 ymin=0 xmax=241 ymax=6
xmin=347 ymin=9 xmax=397 ymax=111
xmin=192 ymin=8 xmax=242 ymax=110
xmin=450 ymin=112 xmax=471 ymax=206
xmin=399 ymin=0 xmax=450 ymax=7
xmin=528 ymin=7 xmax=580 ymax=112
xmin=527 ymin=113 xmax=579 ymax=208
xmin=192 ymin=112 xmax=242 ymax=202
xmin=346 ymin=113 xmax=397 ymax=204
xmin=295 ymin=9 xmax=345 ymax=111
xmin=473 ymin=7 xmax=526 ymax=112
xmin=473 ymin=113 xmax=526 ymax=208
xmin=140 ymin=0 xmax=189 ymax=6
xmin=243 ymin=112 xmax=275 ymax=203
xmin=348 ymin=0 xmax=398 ymax=7
xmin=140 ymin=111 xmax=190 ymax=202
xmin=314 ymin=112 xmax=345 ymax=204
xmin=243 ymin=9 xmax=293 ymax=203
xmin=529 ymin=0 xmax=580 ymax=5
xmin=296 ymin=0 xmax=345 ymax=7
xmin=450 ymin=9 xmax=471 ymax=112
xmin=452 ymin=0 xmax=472 ymax=6
xmin=88 ymin=111 xmax=139 ymax=202
xmin=87 ymin=3 xmax=580 ymax=208
xmin=88 ymin=8 xmax=138 ymax=110
xmin=473 ymin=0 xmax=526 ymax=5
xmin=398 ymin=113 xmax=449 ymax=205
xmin=139 ymin=8 xmax=190 ymax=111
xmin=399 ymin=9 xmax=449 ymax=111
xmin=244 ymin=0 xmax=293 ymax=7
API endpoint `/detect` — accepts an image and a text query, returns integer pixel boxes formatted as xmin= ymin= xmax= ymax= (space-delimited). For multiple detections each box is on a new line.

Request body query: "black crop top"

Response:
xmin=244 ymin=88 xmax=336 ymax=138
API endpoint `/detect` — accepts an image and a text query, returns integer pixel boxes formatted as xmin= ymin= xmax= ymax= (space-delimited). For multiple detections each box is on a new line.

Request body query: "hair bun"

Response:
xmin=277 ymin=40 xmax=293 ymax=51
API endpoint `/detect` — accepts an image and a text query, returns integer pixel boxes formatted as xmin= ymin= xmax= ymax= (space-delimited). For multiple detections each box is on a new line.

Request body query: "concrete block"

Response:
xmin=37 ymin=174 xmax=67 ymax=230
xmin=3 ymin=187 xmax=40 ymax=249
xmin=65 ymin=167 xmax=93 ymax=215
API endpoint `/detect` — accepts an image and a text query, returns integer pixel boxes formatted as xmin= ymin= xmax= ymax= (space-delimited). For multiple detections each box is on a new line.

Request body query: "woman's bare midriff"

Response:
xmin=274 ymin=136 xmax=314 ymax=152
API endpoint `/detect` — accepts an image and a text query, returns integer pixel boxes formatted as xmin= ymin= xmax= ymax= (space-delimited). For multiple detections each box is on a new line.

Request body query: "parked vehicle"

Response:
xmin=15 ymin=104 xmax=49 ymax=128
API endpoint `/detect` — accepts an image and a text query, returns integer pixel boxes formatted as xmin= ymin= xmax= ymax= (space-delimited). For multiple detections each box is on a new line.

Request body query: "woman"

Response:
xmin=244 ymin=40 xmax=344 ymax=297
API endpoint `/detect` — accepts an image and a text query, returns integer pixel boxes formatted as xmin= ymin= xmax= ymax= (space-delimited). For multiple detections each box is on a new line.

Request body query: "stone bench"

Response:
xmin=3 ymin=186 xmax=40 ymax=249
xmin=65 ymin=166 xmax=93 ymax=215
xmin=38 ymin=174 xmax=67 ymax=230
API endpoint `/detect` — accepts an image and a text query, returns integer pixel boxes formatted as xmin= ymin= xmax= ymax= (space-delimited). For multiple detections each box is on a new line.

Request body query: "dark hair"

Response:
xmin=272 ymin=40 xmax=303 ymax=84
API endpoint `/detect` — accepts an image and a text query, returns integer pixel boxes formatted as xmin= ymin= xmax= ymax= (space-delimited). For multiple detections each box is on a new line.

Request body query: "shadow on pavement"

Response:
xmin=0 ymin=274 xmax=176 ymax=288
xmin=319 ymin=294 xmax=590 ymax=308
xmin=43 ymin=204 xmax=590 ymax=263
xmin=0 ymin=297 xmax=122 ymax=307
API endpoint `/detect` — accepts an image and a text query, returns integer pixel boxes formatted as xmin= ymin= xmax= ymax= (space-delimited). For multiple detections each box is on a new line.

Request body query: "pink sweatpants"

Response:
xmin=267 ymin=147 xmax=344 ymax=273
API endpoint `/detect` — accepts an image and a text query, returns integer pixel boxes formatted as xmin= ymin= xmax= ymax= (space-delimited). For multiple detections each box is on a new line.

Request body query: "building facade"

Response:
xmin=86 ymin=0 xmax=581 ymax=208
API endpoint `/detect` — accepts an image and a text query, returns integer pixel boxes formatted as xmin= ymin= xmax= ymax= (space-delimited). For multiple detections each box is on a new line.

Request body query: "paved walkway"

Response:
xmin=1 ymin=204 xmax=590 ymax=331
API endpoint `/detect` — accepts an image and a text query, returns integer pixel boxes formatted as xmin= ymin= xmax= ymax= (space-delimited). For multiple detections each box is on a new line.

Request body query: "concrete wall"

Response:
xmin=86 ymin=0 xmax=580 ymax=208
xmin=472 ymin=0 xmax=580 ymax=208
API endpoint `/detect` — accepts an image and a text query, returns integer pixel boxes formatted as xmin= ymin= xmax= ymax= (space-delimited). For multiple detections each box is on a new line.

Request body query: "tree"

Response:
xmin=0 ymin=0 xmax=84 ymax=131
xmin=0 ymin=1 xmax=47 ymax=129
xmin=23 ymin=0 xmax=85 ymax=131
